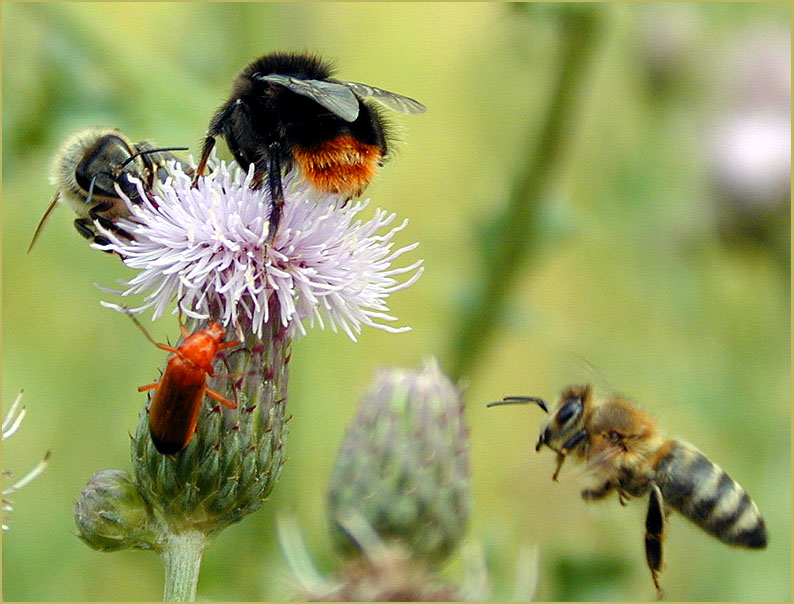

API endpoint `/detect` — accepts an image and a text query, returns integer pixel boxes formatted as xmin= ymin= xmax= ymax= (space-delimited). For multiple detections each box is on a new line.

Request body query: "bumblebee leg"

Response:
xmin=264 ymin=141 xmax=285 ymax=243
xmin=193 ymin=100 xmax=238 ymax=187
xmin=192 ymin=136 xmax=217 ymax=187
xmin=645 ymin=483 xmax=665 ymax=597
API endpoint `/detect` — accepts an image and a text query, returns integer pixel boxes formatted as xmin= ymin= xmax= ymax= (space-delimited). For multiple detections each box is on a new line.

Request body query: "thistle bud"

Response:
xmin=327 ymin=360 xmax=471 ymax=563
xmin=75 ymin=469 xmax=158 ymax=552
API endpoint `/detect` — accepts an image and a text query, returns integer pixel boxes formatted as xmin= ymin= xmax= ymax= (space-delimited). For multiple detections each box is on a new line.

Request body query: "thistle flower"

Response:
xmin=75 ymin=154 xmax=422 ymax=601
xmin=3 ymin=391 xmax=50 ymax=531
xmin=97 ymin=157 xmax=423 ymax=341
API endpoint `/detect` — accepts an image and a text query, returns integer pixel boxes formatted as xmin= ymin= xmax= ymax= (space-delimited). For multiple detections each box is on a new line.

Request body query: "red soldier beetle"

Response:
xmin=127 ymin=312 xmax=241 ymax=455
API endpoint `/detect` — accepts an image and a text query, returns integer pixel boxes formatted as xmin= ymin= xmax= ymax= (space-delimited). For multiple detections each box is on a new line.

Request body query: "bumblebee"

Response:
xmin=191 ymin=51 xmax=426 ymax=241
xmin=29 ymin=127 xmax=188 ymax=251
xmin=489 ymin=385 xmax=767 ymax=595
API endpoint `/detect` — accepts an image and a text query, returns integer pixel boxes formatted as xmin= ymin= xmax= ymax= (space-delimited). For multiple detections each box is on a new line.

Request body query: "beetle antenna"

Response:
xmin=117 ymin=306 xmax=161 ymax=348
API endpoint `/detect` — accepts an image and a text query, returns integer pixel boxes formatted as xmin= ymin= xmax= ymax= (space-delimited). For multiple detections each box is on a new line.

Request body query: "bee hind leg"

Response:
xmin=645 ymin=483 xmax=665 ymax=598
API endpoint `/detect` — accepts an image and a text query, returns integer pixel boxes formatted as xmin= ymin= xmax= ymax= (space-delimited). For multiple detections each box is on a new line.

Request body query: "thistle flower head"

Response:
xmin=97 ymin=158 xmax=423 ymax=341
xmin=327 ymin=360 xmax=471 ymax=564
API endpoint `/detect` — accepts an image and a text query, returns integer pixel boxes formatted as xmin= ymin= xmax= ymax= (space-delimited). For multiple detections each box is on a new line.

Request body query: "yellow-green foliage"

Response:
xmin=2 ymin=3 xmax=789 ymax=601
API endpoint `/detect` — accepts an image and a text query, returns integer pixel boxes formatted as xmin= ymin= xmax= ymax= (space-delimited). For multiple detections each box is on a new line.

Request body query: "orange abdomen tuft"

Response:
xmin=293 ymin=134 xmax=382 ymax=197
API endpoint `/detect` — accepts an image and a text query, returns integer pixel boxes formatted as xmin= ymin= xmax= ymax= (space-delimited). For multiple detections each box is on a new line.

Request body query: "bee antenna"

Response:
xmin=86 ymin=174 xmax=98 ymax=205
xmin=119 ymin=146 xmax=189 ymax=170
xmin=487 ymin=396 xmax=549 ymax=413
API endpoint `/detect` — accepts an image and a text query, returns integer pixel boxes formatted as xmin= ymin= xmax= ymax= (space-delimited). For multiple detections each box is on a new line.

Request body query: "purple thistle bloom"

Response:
xmin=97 ymin=158 xmax=423 ymax=340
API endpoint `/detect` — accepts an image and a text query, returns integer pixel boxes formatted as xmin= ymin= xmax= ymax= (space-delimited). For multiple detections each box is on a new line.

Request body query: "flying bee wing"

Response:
xmin=341 ymin=81 xmax=427 ymax=114
xmin=256 ymin=74 xmax=360 ymax=122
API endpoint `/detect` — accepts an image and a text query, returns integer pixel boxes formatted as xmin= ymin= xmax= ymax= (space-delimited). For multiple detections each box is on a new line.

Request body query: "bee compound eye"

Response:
xmin=556 ymin=400 xmax=581 ymax=426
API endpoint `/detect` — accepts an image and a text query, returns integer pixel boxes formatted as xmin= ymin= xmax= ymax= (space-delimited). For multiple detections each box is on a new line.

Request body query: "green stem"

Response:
xmin=447 ymin=7 xmax=602 ymax=380
xmin=161 ymin=530 xmax=207 ymax=602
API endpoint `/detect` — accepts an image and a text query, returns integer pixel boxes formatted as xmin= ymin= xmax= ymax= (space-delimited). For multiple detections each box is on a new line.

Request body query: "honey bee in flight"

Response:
xmin=488 ymin=384 xmax=767 ymax=596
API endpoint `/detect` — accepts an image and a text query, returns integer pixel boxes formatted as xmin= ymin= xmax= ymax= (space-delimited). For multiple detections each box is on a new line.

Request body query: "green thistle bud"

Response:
xmin=132 ymin=315 xmax=290 ymax=536
xmin=75 ymin=469 xmax=158 ymax=552
xmin=327 ymin=359 xmax=471 ymax=563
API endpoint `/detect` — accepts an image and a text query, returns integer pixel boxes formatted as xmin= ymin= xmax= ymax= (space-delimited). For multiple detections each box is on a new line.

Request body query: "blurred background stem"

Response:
xmin=446 ymin=7 xmax=603 ymax=381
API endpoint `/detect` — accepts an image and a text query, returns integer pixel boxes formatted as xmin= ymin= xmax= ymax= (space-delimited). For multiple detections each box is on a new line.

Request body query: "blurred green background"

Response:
xmin=2 ymin=2 xmax=789 ymax=601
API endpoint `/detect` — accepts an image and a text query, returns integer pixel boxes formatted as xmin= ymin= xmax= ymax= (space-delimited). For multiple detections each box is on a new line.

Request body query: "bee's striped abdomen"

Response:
xmin=655 ymin=441 xmax=767 ymax=548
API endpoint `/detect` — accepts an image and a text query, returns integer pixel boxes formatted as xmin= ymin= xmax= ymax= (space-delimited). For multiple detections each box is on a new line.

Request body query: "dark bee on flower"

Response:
xmin=29 ymin=127 xmax=189 ymax=251
xmin=191 ymin=51 xmax=426 ymax=241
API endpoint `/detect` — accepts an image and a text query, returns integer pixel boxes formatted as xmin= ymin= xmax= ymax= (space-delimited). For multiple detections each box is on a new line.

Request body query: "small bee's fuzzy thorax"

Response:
xmin=655 ymin=441 xmax=767 ymax=549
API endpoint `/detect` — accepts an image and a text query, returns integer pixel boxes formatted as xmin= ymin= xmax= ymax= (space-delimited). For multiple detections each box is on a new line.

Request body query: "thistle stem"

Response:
xmin=161 ymin=530 xmax=207 ymax=602
xmin=447 ymin=7 xmax=602 ymax=380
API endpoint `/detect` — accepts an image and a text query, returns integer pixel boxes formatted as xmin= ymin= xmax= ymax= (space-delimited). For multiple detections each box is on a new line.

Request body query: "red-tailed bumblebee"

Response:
xmin=191 ymin=52 xmax=426 ymax=241
xmin=29 ymin=127 xmax=188 ymax=251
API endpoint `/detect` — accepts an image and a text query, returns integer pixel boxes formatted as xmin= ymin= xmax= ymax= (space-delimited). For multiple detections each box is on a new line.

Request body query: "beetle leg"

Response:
xmin=205 ymin=386 xmax=237 ymax=410
xmin=138 ymin=382 xmax=159 ymax=393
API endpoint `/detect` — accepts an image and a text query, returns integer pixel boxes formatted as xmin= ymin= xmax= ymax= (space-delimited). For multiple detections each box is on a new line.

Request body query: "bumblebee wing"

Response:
xmin=341 ymin=81 xmax=427 ymax=114
xmin=256 ymin=74 xmax=360 ymax=122
xmin=27 ymin=192 xmax=60 ymax=253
